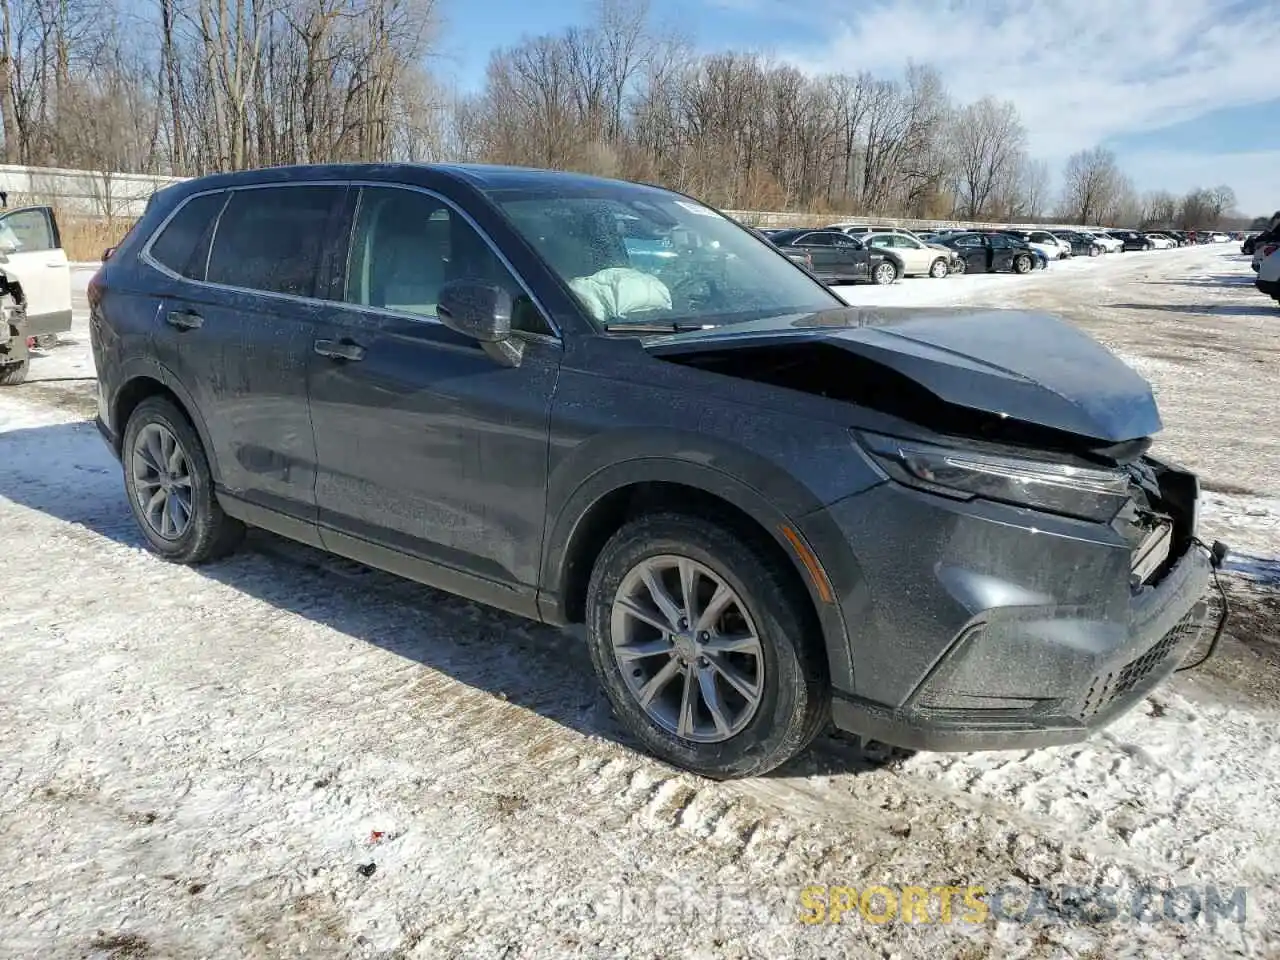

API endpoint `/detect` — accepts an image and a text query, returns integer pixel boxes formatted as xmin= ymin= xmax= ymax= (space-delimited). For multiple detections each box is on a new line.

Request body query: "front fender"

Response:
xmin=538 ymin=448 xmax=860 ymax=692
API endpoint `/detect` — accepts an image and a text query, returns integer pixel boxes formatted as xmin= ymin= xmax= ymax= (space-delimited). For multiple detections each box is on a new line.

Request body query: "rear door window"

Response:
xmin=206 ymin=186 xmax=344 ymax=297
xmin=148 ymin=192 xmax=227 ymax=280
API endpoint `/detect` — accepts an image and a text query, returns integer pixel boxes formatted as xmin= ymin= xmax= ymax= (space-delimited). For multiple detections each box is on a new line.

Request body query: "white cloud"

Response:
xmin=778 ymin=0 xmax=1280 ymax=161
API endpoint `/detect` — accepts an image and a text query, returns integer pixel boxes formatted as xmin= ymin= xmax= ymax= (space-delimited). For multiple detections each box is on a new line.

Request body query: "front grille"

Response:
xmin=1078 ymin=612 xmax=1203 ymax=721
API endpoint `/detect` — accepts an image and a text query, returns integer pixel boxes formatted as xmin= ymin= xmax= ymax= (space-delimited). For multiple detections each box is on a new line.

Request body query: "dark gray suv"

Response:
xmin=89 ymin=163 xmax=1215 ymax=778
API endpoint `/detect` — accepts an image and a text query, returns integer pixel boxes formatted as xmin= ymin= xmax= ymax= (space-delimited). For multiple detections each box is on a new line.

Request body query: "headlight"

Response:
xmin=856 ymin=431 xmax=1131 ymax=522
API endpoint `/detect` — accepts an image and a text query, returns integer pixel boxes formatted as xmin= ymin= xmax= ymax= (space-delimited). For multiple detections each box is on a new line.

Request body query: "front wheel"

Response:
xmin=950 ymin=258 xmax=966 ymax=275
xmin=585 ymin=513 xmax=830 ymax=779
xmin=872 ymin=261 xmax=899 ymax=285
xmin=928 ymin=258 xmax=949 ymax=279
xmin=1088 ymin=245 xmax=1100 ymax=257
xmin=1013 ymin=254 xmax=1033 ymax=274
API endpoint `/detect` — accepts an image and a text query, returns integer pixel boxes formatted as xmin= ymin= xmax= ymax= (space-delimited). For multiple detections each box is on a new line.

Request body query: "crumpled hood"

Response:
xmin=645 ymin=306 xmax=1162 ymax=442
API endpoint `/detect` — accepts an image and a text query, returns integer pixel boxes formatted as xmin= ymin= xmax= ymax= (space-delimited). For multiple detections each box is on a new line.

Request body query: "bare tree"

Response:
xmin=948 ymin=96 xmax=1024 ymax=220
xmin=1059 ymin=147 xmax=1124 ymax=224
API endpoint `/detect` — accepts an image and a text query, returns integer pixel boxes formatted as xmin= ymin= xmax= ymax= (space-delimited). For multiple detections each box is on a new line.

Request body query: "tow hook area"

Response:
xmin=1177 ymin=538 xmax=1231 ymax=673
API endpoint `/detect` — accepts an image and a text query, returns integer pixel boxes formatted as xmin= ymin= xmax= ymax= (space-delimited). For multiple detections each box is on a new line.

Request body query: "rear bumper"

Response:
xmin=801 ymin=473 xmax=1212 ymax=752
xmin=1257 ymin=277 xmax=1279 ymax=297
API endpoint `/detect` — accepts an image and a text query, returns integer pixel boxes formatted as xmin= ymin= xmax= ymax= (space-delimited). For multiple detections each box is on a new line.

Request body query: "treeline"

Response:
xmin=0 ymin=0 xmax=1249 ymax=227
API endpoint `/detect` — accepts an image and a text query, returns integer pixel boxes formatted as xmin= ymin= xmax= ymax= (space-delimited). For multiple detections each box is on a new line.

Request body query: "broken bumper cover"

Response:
xmin=804 ymin=482 xmax=1213 ymax=752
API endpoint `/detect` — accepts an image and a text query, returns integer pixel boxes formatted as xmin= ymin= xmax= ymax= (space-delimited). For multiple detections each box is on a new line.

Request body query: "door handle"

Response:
xmin=314 ymin=338 xmax=365 ymax=362
xmin=165 ymin=309 xmax=203 ymax=330
xmin=46 ymin=262 xmax=63 ymax=268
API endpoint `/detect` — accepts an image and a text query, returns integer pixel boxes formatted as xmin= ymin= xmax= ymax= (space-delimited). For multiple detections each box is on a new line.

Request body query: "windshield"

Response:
xmin=487 ymin=183 xmax=840 ymax=328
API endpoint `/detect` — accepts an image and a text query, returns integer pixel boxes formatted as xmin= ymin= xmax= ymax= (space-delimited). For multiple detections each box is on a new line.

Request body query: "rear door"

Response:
xmin=0 ymin=206 xmax=72 ymax=336
xmin=145 ymin=183 xmax=345 ymax=525
xmin=986 ymin=233 xmax=1018 ymax=270
xmin=794 ymin=232 xmax=839 ymax=275
xmin=950 ymin=234 xmax=989 ymax=272
xmin=828 ymin=232 xmax=871 ymax=281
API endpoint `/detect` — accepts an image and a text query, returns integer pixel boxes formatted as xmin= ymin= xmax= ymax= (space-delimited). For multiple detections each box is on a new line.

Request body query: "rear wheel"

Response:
xmin=1013 ymin=254 xmax=1033 ymax=274
xmin=872 ymin=261 xmax=898 ymax=285
xmin=585 ymin=513 xmax=830 ymax=779
xmin=1088 ymin=245 xmax=1100 ymax=257
xmin=122 ymin=396 xmax=244 ymax=564
xmin=928 ymin=258 xmax=949 ymax=279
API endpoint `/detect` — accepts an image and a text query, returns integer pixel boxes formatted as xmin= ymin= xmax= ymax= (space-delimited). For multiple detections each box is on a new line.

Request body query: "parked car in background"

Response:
xmin=0 ymin=205 xmax=74 ymax=386
xmin=1144 ymin=233 xmax=1177 ymax=250
xmin=1004 ymin=229 xmax=1070 ymax=260
xmin=1209 ymin=232 xmax=1230 ymax=243
xmin=1051 ymin=230 xmax=1103 ymax=257
xmin=1086 ymin=230 xmax=1124 ymax=253
xmin=766 ymin=229 xmax=903 ymax=285
xmin=1252 ymin=238 xmax=1278 ymax=272
xmin=862 ymin=231 xmax=961 ymax=278
xmin=1108 ymin=230 xmax=1153 ymax=252
xmin=1257 ymin=245 xmax=1280 ymax=301
xmin=1242 ymin=233 xmax=1260 ymax=254
xmin=937 ymin=231 xmax=1039 ymax=274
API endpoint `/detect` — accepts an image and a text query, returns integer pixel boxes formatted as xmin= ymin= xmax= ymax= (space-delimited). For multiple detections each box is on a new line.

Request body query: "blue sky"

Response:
xmin=439 ymin=0 xmax=1280 ymax=216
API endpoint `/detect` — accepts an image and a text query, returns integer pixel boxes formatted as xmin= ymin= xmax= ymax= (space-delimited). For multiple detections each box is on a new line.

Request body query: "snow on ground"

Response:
xmin=2 ymin=248 xmax=1278 ymax=958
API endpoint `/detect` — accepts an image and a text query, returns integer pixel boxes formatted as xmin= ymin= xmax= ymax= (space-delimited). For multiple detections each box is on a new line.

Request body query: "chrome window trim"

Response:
xmin=139 ymin=179 xmax=561 ymax=341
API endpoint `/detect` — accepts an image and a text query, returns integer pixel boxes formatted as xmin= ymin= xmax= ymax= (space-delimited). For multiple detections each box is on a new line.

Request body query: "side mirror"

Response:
xmin=437 ymin=279 xmax=523 ymax=367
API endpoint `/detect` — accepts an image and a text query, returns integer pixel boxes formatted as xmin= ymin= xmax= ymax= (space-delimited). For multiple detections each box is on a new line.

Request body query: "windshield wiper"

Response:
xmin=601 ymin=319 xmax=714 ymax=333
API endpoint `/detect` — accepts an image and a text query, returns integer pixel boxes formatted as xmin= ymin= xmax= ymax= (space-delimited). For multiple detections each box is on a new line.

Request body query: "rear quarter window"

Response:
xmin=149 ymin=192 xmax=227 ymax=280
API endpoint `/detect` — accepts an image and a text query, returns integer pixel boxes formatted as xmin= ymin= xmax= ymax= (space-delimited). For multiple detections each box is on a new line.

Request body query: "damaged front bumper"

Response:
xmin=801 ymin=475 xmax=1214 ymax=752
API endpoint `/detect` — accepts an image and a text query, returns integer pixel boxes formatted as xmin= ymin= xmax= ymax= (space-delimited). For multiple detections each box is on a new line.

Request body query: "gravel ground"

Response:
xmin=1 ymin=247 xmax=1277 ymax=959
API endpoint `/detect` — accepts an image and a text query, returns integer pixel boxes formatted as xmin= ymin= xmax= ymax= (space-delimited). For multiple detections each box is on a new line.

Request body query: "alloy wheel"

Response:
xmin=929 ymin=258 xmax=948 ymax=278
xmin=873 ymin=262 xmax=897 ymax=284
xmin=610 ymin=554 xmax=764 ymax=743
xmin=130 ymin=422 xmax=194 ymax=540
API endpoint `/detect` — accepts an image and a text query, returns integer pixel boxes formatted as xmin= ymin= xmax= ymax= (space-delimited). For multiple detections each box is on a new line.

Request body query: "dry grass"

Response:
xmin=59 ymin=215 xmax=136 ymax=263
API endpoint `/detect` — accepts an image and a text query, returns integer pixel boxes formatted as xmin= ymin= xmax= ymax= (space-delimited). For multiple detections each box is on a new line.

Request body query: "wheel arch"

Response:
xmin=112 ymin=369 xmax=221 ymax=481
xmin=540 ymin=459 xmax=855 ymax=692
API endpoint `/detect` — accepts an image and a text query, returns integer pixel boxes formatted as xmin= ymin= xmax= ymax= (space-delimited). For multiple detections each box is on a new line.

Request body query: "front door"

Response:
xmin=0 ymin=206 xmax=72 ymax=336
xmin=306 ymin=184 xmax=562 ymax=600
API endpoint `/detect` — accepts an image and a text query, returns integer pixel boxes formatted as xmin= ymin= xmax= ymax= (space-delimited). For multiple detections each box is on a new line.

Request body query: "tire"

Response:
xmin=950 ymin=258 xmax=966 ymax=275
xmin=1013 ymin=254 xmax=1033 ymax=274
xmin=585 ymin=512 xmax=830 ymax=779
xmin=1088 ymin=245 xmax=1100 ymax=257
xmin=0 ymin=358 xmax=28 ymax=385
xmin=34 ymin=333 xmax=57 ymax=349
xmin=928 ymin=258 xmax=949 ymax=279
xmin=122 ymin=395 xmax=244 ymax=564
xmin=872 ymin=261 xmax=898 ymax=285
